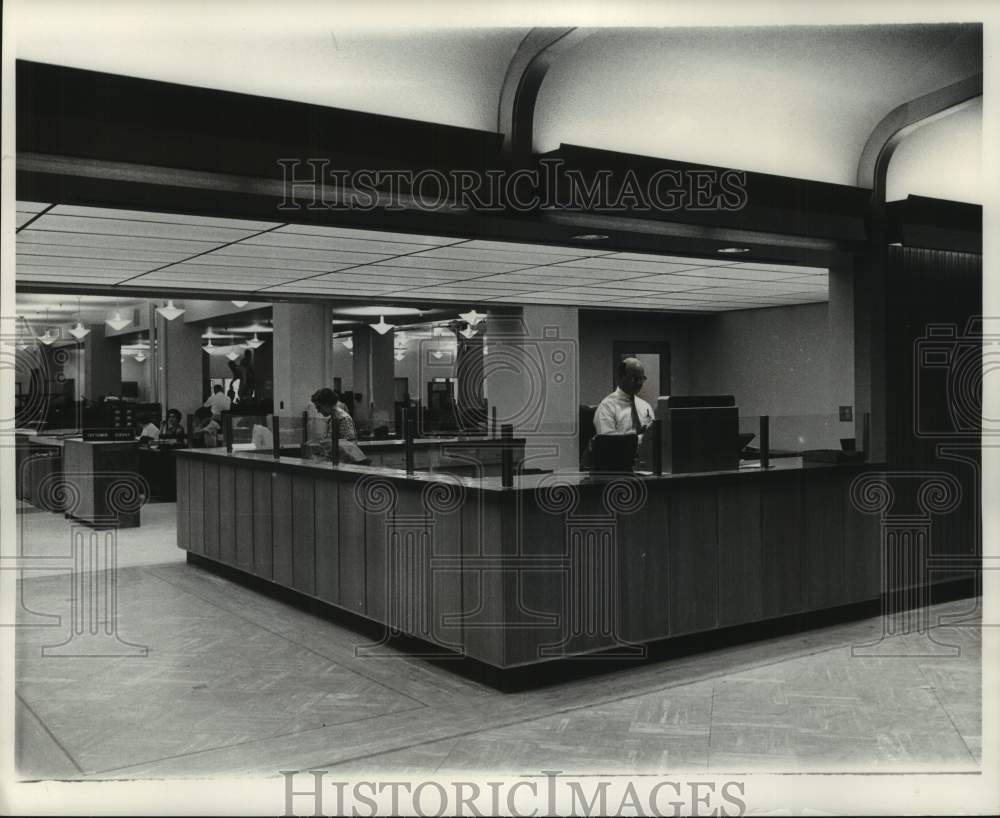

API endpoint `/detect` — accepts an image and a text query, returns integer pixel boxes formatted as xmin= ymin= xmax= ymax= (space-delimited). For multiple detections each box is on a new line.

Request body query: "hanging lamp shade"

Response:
xmin=156 ymin=300 xmax=184 ymax=320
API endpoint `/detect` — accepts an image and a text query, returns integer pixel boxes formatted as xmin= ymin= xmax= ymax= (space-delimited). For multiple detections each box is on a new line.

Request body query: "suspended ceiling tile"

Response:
xmin=15 ymin=242 xmax=189 ymax=264
xmin=458 ymin=239 xmax=613 ymax=257
xmin=122 ymin=279 xmax=262 ymax=290
xmin=557 ymin=256 xmax=727 ymax=276
xmin=510 ymin=264 xmax=646 ymax=281
xmin=13 ymin=264 xmax=138 ymax=278
xmin=16 ymin=201 xmax=51 ymax=213
xmin=267 ymin=226 xmax=430 ymax=255
xmin=16 ymin=230 xmax=218 ymax=256
xmin=159 ymin=263 xmax=312 ymax=279
xmin=475 ymin=272 xmax=618 ymax=287
xmin=720 ymin=262 xmax=829 ymax=276
xmin=412 ymin=246 xmax=579 ymax=266
xmin=364 ymin=263 xmax=487 ymax=280
xmin=372 ymin=256 xmax=533 ymax=275
xmin=277 ymin=223 xmax=464 ymax=246
xmin=607 ymin=252 xmax=733 ymax=267
xmin=51 ymin=205 xmax=281 ymax=231
xmin=16 ymin=255 xmax=158 ymax=272
xmin=239 ymin=231 xmax=400 ymax=259
xmin=28 ymin=214 xmax=259 ymax=243
xmin=179 ymin=255 xmax=354 ymax=273
xmin=16 ymin=213 xmax=36 ymax=228
xmin=690 ymin=267 xmax=811 ymax=281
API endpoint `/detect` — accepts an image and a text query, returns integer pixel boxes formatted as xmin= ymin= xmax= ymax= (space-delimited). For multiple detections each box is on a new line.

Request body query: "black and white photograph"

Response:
xmin=1 ymin=1 xmax=997 ymax=815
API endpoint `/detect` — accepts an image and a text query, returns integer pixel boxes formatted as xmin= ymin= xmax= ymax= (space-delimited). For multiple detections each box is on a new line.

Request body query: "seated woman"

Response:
xmin=191 ymin=406 xmax=222 ymax=448
xmin=159 ymin=408 xmax=188 ymax=447
xmin=137 ymin=417 xmax=161 ymax=444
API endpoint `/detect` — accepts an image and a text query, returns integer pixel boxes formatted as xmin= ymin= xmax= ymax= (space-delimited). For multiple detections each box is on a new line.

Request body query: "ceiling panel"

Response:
xmin=51 ymin=205 xmax=281 ymax=231
xmin=16 ymin=201 xmax=51 ymax=213
xmin=209 ymin=243 xmax=388 ymax=266
xmin=412 ymin=246 xmax=580 ymax=266
xmin=365 ymin=263 xmax=495 ymax=280
xmin=556 ymin=257 xmax=728 ymax=276
xmin=458 ymin=239 xmax=613 ymax=257
xmin=607 ymin=252 xmax=733 ymax=267
xmin=180 ymin=255 xmax=354 ymax=273
xmin=27 ymin=214 xmax=260 ymax=243
xmin=158 ymin=263 xmax=325 ymax=280
xmin=277 ymin=223 xmax=464 ymax=246
xmin=265 ymin=227 xmax=431 ymax=255
xmin=17 ymin=230 xmax=217 ymax=255
xmin=239 ymin=231 xmax=399 ymax=259
xmin=720 ymin=262 xmax=829 ymax=276
xmin=16 ymin=213 xmax=36 ymax=228
xmin=16 ymin=242 xmax=190 ymax=264
xmin=16 ymin=254 xmax=157 ymax=272
xmin=372 ymin=256 xmax=532 ymax=274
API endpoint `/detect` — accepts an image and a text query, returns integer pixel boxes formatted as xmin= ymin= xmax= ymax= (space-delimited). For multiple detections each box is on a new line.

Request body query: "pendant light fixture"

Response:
xmin=134 ymin=352 xmax=147 ymax=363
xmin=245 ymin=334 xmax=265 ymax=350
xmin=68 ymin=297 xmax=90 ymax=339
xmin=460 ymin=325 xmax=478 ymax=340
xmin=36 ymin=308 xmax=56 ymax=345
xmin=458 ymin=309 xmax=486 ymax=327
xmin=106 ymin=301 xmax=132 ymax=331
xmin=231 ymin=300 xmax=249 ymax=308
xmin=202 ymin=339 xmax=217 ymax=355
xmin=371 ymin=315 xmax=394 ymax=335
xmin=156 ymin=299 xmax=185 ymax=320
xmin=340 ymin=337 xmax=354 ymax=351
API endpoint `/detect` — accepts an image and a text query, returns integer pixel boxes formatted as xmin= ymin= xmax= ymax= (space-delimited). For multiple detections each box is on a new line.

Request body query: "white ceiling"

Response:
xmin=16 ymin=203 xmax=828 ymax=312
xmin=13 ymin=14 xmax=980 ymax=189
xmin=534 ymin=25 xmax=981 ymax=185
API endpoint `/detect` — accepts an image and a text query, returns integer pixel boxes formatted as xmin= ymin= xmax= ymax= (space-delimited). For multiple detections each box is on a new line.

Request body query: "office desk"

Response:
xmin=62 ymin=439 xmax=142 ymax=528
xmin=175 ymin=449 xmax=885 ymax=669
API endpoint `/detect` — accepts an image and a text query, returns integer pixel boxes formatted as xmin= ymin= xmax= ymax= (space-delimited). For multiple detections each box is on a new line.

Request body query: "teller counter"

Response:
xmin=175 ymin=448 xmax=884 ymax=670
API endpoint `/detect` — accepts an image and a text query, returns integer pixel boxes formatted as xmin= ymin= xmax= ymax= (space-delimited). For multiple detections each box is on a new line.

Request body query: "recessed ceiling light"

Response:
xmin=573 ymin=234 xmax=609 ymax=241
xmin=716 ymin=247 xmax=751 ymax=254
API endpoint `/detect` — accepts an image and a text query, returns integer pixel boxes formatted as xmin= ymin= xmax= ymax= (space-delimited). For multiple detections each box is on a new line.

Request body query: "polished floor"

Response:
xmin=14 ymin=501 xmax=983 ymax=780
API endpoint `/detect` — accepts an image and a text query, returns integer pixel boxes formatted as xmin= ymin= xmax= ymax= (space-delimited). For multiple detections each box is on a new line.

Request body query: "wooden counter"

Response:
xmin=63 ymin=439 xmax=142 ymax=528
xmin=176 ymin=448 xmax=884 ymax=669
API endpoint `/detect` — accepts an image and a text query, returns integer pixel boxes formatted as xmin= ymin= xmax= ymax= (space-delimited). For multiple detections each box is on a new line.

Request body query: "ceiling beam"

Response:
xmin=497 ymin=28 xmax=592 ymax=161
xmin=857 ymin=73 xmax=982 ymax=204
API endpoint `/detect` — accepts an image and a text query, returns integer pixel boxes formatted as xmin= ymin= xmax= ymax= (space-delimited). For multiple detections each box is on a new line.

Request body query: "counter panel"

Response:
xmin=176 ymin=449 xmax=886 ymax=669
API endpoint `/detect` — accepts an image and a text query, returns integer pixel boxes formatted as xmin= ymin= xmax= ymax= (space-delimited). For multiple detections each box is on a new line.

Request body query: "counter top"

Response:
xmin=176 ymin=447 xmax=876 ymax=492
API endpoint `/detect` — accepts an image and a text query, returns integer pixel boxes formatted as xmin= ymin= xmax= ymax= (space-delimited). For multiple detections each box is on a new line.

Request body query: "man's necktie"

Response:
xmin=629 ymin=397 xmax=642 ymax=434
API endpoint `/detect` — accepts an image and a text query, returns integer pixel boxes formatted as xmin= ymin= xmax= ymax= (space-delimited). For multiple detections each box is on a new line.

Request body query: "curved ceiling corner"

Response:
xmin=14 ymin=2 xmax=528 ymax=132
xmin=533 ymin=24 xmax=982 ymax=186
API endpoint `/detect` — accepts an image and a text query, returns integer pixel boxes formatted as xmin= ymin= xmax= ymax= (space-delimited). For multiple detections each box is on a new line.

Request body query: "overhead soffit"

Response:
xmin=13 ymin=4 xmax=527 ymax=132
xmin=16 ymin=204 xmax=828 ymax=313
xmin=534 ymin=25 xmax=982 ymax=185
xmin=886 ymin=97 xmax=982 ymax=205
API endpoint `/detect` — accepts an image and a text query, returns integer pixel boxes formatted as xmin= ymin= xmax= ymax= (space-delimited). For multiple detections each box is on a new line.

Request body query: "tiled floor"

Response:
xmin=14 ymin=501 xmax=983 ymax=779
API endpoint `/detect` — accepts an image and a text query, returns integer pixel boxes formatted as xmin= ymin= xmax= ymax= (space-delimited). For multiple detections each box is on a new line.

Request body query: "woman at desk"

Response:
xmin=159 ymin=408 xmax=187 ymax=447
xmin=305 ymin=388 xmax=363 ymax=461
xmin=191 ymin=407 xmax=221 ymax=448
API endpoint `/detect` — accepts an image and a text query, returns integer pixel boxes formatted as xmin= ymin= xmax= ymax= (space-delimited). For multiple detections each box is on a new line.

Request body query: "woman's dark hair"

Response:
xmin=166 ymin=408 xmax=182 ymax=421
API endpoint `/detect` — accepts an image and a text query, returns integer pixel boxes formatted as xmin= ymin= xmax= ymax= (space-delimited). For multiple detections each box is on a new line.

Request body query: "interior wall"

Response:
xmin=578 ymin=310 xmax=699 ymax=405
xmin=272 ymin=302 xmax=329 ymax=416
xmin=689 ymin=301 xmax=854 ymax=450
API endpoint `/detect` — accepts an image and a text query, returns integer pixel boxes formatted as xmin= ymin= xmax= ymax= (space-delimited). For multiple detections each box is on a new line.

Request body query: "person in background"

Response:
xmin=333 ymin=389 xmax=351 ymax=416
xmin=159 ymin=408 xmax=187 ymax=447
xmin=204 ymin=384 xmax=231 ymax=418
xmin=192 ymin=406 xmax=222 ymax=448
xmin=594 ymin=357 xmax=656 ymax=438
xmin=304 ymin=388 xmax=356 ymax=459
xmin=227 ymin=387 xmax=238 ymax=406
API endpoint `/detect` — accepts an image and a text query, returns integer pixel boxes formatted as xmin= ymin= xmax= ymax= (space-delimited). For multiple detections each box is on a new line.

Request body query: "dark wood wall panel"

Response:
xmin=251 ymin=469 xmax=273 ymax=579
xmin=202 ymin=462 xmax=220 ymax=560
xmin=426 ymin=486 xmax=464 ymax=651
xmin=187 ymin=459 xmax=205 ymax=555
xmin=314 ymin=480 xmax=340 ymax=605
xmin=717 ymin=482 xmax=763 ymax=626
xmin=291 ymin=476 xmax=316 ymax=595
xmin=668 ymin=487 xmax=719 ymax=636
xmin=618 ymin=489 xmax=670 ymax=642
xmin=802 ymin=473 xmax=845 ymax=610
xmin=761 ymin=473 xmax=804 ymax=618
xmin=460 ymin=492 xmax=506 ymax=667
xmin=271 ymin=472 xmax=293 ymax=587
xmin=338 ymin=482 xmax=366 ymax=614
xmin=175 ymin=456 xmax=190 ymax=550
xmin=233 ymin=469 xmax=254 ymax=572
xmin=218 ymin=464 xmax=236 ymax=564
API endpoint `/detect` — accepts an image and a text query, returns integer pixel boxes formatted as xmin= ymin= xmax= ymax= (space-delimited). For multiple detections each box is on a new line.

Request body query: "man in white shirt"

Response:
xmin=204 ymin=384 xmax=231 ymax=418
xmin=594 ymin=357 xmax=656 ymax=438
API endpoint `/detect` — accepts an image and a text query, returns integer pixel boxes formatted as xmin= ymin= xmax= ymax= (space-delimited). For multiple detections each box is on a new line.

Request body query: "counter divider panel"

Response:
xmin=761 ymin=472 xmax=805 ymax=618
xmin=218 ymin=464 xmax=236 ymax=564
xmin=339 ymin=481 xmax=366 ymax=614
xmin=272 ymin=472 xmax=294 ymax=587
xmin=187 ymin=459 xmax=205 ymax=555
xmin=175 ymin=456 xmax=190 ymax=550
xmin=233 ymin=466 xmax=254 ymax=572
xmin=843 ymin=472 xmax=882 ymax=603
xmin=314 ymin=479 xmax=340 ymax=605
xmin=618 ymin=485 xmax=670 ymax=643
xmin=251 ymin=468 xmax=273 ymax=579
xmin=290 ymin=475 xmax=316 ymax=595
xmin=668 ymin=486 xmax=719 ymax=636
xmin=717 ymin=481 xmax=764 ymax=627
xmin=803 ymin=472 xmax=846 ymax=610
